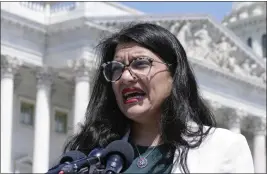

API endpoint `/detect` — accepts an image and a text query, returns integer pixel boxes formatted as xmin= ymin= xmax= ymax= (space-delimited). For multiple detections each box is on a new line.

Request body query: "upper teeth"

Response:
xmin=123 ymin=91 xmax=145 ymax=98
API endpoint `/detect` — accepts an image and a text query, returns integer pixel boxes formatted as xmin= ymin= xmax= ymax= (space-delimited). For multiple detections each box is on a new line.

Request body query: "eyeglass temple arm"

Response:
xmin=152 ymin=60 xmax=172 ymax=66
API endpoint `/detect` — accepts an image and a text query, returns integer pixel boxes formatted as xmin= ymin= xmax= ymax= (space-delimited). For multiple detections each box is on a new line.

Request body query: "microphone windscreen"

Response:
xmin=88 ymin=148 xmax=104 ymax=157
xmin=59 ymin=150 xmax=87 ymax=164
xmin=104 ymin=140 xmax=134 ymax=169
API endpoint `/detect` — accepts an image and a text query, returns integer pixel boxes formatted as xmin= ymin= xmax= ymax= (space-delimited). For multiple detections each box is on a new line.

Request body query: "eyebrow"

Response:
xmin=113 ymin=54 xmax=149 ymax=62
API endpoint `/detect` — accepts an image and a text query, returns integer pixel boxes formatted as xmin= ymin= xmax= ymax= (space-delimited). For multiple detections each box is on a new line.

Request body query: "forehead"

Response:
xmin=114 ymin=42 xmax=154 ymax=61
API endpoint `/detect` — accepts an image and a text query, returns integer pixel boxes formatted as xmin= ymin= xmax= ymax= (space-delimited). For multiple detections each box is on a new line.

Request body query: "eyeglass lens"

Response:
xmin=103 ymin=58 xmax=152 ymax=82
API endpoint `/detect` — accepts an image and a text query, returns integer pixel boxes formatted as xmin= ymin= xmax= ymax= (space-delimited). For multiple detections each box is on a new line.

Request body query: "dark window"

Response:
xmin=20 ymin=102 xmax=34 ymax=126
xmin=55 ymin=110 xmax=68 ymax=134
xmin=247 ymin=37 xmax=252 ymax=47
xmin=262 ymin=34 xmax=266 ymax=57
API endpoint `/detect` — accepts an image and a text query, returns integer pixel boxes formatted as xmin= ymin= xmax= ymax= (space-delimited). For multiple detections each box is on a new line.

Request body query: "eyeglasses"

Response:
xmin=101 ymin=57 xmax=171 ymax=82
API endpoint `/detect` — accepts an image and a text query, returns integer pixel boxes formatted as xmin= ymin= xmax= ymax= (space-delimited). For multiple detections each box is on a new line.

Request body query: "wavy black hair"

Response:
xmin=64 ymin=23 xmax=217 ymax=173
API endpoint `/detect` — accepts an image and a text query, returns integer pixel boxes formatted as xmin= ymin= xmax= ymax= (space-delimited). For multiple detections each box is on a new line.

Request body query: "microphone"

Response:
xmin=65 ymin=140 xmax=134 ymax=174
xmin=46 ymin=151 xmax=87 ymax=174
xmin=88 ymin=148 xmax=106 ymax=174
xmin=103 ymin=140 xmax=134 ymax=173
xmin=105 ymin=154 xmax=124 ymax=174
xmin=46 ymin=140 xmax=134 ymax=174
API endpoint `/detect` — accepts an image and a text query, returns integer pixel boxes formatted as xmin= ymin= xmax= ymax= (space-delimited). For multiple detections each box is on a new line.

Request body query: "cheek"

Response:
xmin=149 ymin=73 xmax=172 ymax=101
xmin=112 ymin=83 xmax=120 ymax=100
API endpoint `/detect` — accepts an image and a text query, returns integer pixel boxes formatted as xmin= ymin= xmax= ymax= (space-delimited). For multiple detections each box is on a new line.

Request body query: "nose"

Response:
xmin=120 ymin=68 xmax=137 ymax=83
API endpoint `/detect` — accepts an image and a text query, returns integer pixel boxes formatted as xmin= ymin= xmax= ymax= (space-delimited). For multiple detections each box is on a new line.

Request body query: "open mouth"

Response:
xmin=122 ymin=88 xmax=146 ymax=104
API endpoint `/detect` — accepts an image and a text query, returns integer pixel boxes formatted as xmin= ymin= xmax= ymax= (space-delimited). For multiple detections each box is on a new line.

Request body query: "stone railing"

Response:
xmin=19 ymin=2 xmax=44 ymax=12
xmin=18 ymin=2 xmax=77 ymax=14
xmin=50 ymin=2 xmax=77 ymax=13
xmin=222 ymin=2 xmax=266 ymax=25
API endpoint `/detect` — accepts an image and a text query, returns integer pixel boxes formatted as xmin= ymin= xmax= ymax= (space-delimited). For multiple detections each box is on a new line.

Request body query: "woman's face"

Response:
xmin=112 ymin=42 xmax=173 ymax=123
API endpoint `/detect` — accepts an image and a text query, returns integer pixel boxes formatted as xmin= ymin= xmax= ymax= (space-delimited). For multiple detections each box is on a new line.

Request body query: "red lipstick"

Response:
xmin=121 ymin=87 xmax=146 ymax=104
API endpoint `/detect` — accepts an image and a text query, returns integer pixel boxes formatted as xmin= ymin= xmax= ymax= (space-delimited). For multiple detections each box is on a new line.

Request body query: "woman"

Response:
xmin=64 ymin=23 xmax=254 ymax=173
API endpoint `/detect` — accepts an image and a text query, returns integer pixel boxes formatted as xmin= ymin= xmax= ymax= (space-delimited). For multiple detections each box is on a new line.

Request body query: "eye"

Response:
xmin=104 ymin=61 xmax=124 ymax=81
xmin=111 ymin=62 xmax=123 ymax=73
xmin=131 ymin=58 xmax=151 ymax=69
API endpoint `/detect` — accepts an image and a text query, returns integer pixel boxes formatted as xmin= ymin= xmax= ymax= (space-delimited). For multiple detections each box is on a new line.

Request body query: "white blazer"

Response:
xmin=123 ymin=125 xmax=254 ymax=173
xmin=171 ymin=126 xmax=254 ymax=173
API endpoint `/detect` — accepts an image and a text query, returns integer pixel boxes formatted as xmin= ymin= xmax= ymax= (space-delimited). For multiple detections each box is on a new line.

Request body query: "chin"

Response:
xmin=123 ymin=104 xmax=151 ymax=121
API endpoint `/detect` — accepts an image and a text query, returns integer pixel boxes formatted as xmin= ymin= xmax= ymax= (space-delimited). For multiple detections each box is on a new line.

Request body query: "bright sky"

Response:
xmin=120 ymin=2 xmax=233 ymax=22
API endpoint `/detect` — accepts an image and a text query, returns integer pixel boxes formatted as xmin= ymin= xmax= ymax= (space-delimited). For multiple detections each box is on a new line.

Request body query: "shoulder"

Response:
xmin=173 ymin=125 xmax=254 ymax=173
xmin=199 ymin=126 xmax=252 ymax=158
xmin=190 ymin=126 xmax=254 ymax=173
xmin=186 ymin=122 xmax=247 ymax=148
xmin=201 ymin=126 xmax=246 ymax=147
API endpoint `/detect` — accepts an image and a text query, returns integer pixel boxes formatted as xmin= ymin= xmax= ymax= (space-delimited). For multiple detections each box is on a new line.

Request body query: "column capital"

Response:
xmin=35 ymin=67 xmax=54 ymax=90
xmin=1 ymin=55 xmax=22 ymax=79
xmin=224 ymin=108 xmax=247 ymax=129
xmin=208 ymin=100 xmax=223 ymax=111
xmin=67 ymin=58 xmax=93 ymax=82
xmin=235 ymin=108 xmax=249 ymax=118
xmin=252 ymin=117 xmax=266 ymax=136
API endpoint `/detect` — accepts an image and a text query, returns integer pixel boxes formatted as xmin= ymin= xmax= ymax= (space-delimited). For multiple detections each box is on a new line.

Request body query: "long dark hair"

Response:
xmin=64 ymin=23 xmax=217 ymax=173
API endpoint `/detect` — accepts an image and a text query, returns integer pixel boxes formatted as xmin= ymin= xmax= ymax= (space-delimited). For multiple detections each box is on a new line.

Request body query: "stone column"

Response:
xmin=1 ymin=55 xmax=21 ymax=173
xmin=232 ymin=109 xmax=247 ymax=133
xmin=225 ymin=109 xmax=247 ymax=134
xmin=208 ymin=100 xmax=225 ymax=127
xmin=252 ymin=117 xmax=266 ymax=173
xmin=68 ymin=58 xmax=91 ymax=133
xmin=252 ymin=34 xmax=263 ymax=57
xmin=32 ymin=67 xmax=53 ymax=173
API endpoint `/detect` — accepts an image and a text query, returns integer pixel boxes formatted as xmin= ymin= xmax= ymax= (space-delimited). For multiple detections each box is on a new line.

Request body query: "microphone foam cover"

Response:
xmin=104 ymin=140 xmax=134 ymax=169
xmin=59 ymin=150 xmax=87 ymax=164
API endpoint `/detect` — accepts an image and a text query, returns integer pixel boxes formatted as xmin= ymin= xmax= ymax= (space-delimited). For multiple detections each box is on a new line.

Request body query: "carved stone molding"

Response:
xmin=1 ymin=10 xmax=46 ymax=33
xmin=251 ymin=117 xmax=266 ymax=135
xmin=67 ymin=58 xmax=93 ymax=82
xmin=225 ymin=115 xmax=242 ymax=129
xmin=223 ymin=2 xmax=266 ymax=26
xmin=244 ymin=116 xmax=266 ymax=135
xmin=235 ymin=108 xmax=249 ymax=118
xmin=222 ymin=108 xmax=248 ymax=129
xmin=1 ymin=55 xmax=22 ymax=79
xmin=172 ymin=21 xmax=265 ymax=83
xmin=95 ymin=18 xmax=266 ymax=86
xmin=35 ymin=66 xmax=54 ymax=90
xmin=207 ymin=100 xmax=223 ymax=111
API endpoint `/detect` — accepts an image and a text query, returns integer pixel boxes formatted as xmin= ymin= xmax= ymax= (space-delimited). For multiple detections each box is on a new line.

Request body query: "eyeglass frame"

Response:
xmin=101 ymin=57 xmax=172 ymax=82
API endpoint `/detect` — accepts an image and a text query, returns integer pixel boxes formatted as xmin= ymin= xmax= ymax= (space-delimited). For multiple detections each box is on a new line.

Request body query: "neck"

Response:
xmin=130 ymin=117 xmax=162 ymax=147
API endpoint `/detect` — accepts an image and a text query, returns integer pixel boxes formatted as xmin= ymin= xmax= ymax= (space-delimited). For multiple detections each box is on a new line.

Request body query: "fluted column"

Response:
xmin=68 ymin=58 xmax=91 ymax=133
xmin=1 ymin=55 xmax=21 ymax=173
xmin=32 ymin=67 xmax=53 ymax=173
xmin=207 ymin=100 xmax=225 ymax=127
xmin=252 ymin=117 xmax=266 ymax=173
xmin=225 ymin=109 xmax=247 ymax=133
xmin=224 ymin=108 xmax=247 ymax=133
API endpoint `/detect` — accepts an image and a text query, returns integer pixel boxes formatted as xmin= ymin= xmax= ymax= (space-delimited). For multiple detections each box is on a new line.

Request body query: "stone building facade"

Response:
xmin=1 ymin=2 xmax=266 ymax=173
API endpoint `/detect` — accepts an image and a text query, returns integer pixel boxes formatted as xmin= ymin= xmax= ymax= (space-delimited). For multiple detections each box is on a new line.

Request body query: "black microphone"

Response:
xmin=88 ymin=148 xmax=106 ymax=174
xmin=105 ymin=154 xmax=124 ymax=174
xmin=46 ymin=150 xmax=87 ymax=174
xmin=103 ymin=140 xmax=134 ymax=174
xmin=67 ymin=140 xmax=134 ymax=174
xmin=48 ymin=140 xmax=134 ymax=174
